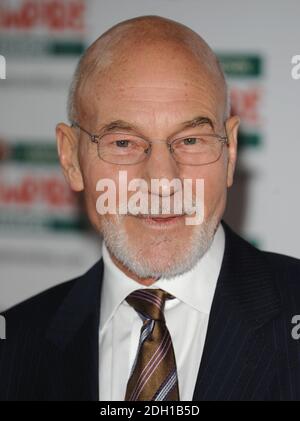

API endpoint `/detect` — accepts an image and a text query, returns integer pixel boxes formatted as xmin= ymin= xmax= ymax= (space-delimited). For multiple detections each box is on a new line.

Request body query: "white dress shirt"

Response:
xmin=99 ymin=223 xmax=225 ymax=401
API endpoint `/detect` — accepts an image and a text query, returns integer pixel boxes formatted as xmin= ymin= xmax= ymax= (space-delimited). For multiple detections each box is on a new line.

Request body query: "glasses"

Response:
xmin=71 ymin=121 xmax=228 ymax=166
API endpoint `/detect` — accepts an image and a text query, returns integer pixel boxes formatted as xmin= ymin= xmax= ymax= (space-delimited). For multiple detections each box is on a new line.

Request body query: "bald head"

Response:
xmin=68 ymin=15 xmax=229 ymax=123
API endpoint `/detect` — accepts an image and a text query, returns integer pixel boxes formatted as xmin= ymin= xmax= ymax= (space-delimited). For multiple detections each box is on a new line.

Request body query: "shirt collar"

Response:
xmin=100 ymin=223 xmax=225 ymax=333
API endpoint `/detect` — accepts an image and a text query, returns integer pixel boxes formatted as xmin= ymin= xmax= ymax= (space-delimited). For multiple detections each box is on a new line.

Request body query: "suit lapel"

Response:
xmin=193 ymin=222 xmax=281 ymax=401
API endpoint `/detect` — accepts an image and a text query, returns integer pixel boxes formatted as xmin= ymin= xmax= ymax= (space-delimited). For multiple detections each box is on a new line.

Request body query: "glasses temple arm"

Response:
xmin=70 ymin=121 xmax=99 ymax=143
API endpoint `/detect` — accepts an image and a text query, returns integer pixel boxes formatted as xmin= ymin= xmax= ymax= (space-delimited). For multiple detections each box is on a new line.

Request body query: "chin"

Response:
xmin=100 ymin=212 xmax=220 ymax=279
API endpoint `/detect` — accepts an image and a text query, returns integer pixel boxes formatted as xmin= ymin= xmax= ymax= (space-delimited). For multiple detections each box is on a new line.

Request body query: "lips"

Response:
xmin=147 ymin=216 xmax=180 ymax=222
xmin=135 ymin=214 xmax=185 ymax=225
xmin=136 ymin=213 xmax=183 ymax=218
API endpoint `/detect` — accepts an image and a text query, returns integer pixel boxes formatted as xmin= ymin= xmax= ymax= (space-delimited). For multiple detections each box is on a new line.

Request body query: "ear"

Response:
xmin=225 ymin=115 xmax=240 ymax=188
xmin=56 ymin=123 xmax=84 ymax=191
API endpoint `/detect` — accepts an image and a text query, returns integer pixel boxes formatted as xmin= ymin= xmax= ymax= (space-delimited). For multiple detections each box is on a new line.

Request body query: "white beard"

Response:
xmin=100 ymin=213 xmax=220 ymax=280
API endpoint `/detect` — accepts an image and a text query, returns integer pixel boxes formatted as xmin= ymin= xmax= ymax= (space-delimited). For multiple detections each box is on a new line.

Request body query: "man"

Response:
xmin=1 ymin=15 xmax=300 ymax=401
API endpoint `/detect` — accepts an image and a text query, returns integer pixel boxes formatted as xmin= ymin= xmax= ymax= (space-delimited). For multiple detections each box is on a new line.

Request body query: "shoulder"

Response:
xmin=223 ymin=221 xmax=300 ymax=306
xmin=262 ymin=250 xmax=300 ymax=305
xmin=1 ymin=260 xmax=102 ymax=331
xmin=223 ymin=220 xmax=300 ymax=276
xmin=262 ymin=249 xmax=300 ymax=274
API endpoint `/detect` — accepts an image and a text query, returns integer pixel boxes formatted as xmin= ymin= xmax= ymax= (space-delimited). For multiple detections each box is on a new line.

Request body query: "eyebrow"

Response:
xmin=181 ymin=116 xmax=214 ymax=130
xmin=98 ymin=115 xmax=215 ymax=136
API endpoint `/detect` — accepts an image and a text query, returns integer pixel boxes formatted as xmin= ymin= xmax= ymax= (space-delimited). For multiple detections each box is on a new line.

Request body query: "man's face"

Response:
xmin=59 ymin=41 xmax=239 ymax=280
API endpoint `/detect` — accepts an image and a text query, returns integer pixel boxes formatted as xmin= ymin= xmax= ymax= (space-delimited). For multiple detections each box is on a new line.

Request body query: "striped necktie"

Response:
xmin=125 ymin=288 xmax=180 ymax=401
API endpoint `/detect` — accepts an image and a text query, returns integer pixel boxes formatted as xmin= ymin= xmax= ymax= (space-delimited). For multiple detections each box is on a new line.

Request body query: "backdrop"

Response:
xmin=1 ymin=0 xmax=300 ymax=311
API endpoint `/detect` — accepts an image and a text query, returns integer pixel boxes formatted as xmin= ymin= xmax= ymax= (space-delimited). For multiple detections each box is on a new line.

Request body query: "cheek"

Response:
xmin=80 ymin=156 xmax=140 ymax=221
xmin=79 ymin=143 xmax=101 ymax=190
xmin=184 ymin=162 xmax=228 ymax=217
xmin=79 ymin=151 xmax=115 ymax=224
xmin=82 ymin=161 xmax=104 ymax=206
xmin=204 ymin=165 xmax=228 ymax=216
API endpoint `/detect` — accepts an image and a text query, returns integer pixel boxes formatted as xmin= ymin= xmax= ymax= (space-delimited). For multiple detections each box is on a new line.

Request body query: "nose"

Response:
xmin=142 ymin=141 xmax=181 ymax=196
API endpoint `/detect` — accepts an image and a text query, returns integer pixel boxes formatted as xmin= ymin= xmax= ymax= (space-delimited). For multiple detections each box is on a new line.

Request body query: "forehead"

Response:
xmin=78 ymin=42 xmax=225 ymax=127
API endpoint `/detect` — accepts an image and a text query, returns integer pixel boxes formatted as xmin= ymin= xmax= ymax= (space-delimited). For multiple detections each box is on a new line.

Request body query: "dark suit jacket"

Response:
xmin=1 ymin=221 xmax=300 ymax=401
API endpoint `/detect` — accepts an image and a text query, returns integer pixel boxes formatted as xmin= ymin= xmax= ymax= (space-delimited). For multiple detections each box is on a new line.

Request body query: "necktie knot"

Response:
xmin=126 ymin=288 xmax=174 ymax=322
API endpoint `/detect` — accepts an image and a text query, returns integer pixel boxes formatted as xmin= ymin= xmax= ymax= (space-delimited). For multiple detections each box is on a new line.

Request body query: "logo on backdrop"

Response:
xmin=219 ymin=54 xmax=263 ymax=148
xmin=0 ymin=0 xmax=86 ymax=58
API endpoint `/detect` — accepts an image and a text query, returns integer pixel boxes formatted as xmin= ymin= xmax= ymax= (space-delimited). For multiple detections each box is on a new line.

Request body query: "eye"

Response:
xmin=183 ymin=137 xmax=198 ymax=145
xmin=115 ymin=139 xmax=130 ymax=147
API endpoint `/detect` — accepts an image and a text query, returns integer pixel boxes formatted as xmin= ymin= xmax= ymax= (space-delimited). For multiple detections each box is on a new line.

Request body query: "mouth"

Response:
xmin=134 ymin=214 xmax=186 ymax=226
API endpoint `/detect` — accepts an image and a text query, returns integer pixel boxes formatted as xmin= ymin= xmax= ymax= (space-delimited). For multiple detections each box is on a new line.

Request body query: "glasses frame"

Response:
xmin=71 ymin=120 xmax=228 ymax=166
